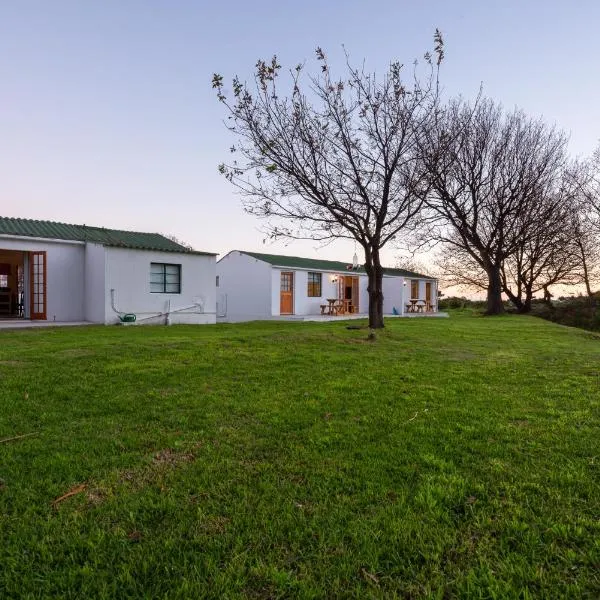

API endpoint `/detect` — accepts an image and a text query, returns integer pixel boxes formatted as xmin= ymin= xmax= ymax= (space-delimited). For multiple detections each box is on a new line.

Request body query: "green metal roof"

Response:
xmin=0 ymin=217 xmax=216 ymax=255
xmin=235 ymin=251 xmax=435 ymax=280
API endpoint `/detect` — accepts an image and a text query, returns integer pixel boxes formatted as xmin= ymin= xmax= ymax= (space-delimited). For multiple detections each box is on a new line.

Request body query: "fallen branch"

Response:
xmin=0 ymin=432 xmax=38 ymax=444
xmin=52 ymin=484 xmax=87 ymax=507
xmin=405 ymin=408 xmax=429 ymax=424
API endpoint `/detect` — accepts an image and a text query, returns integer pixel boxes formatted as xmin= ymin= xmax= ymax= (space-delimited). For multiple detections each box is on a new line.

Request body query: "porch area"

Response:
xmin=276 ymin=311 xmax=448 ymax=322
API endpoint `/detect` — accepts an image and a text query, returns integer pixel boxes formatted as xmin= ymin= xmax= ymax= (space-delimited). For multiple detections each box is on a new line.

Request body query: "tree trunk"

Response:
xmin=503 ymin=286 xmax=523 ymax=312
xmin=364 ymin=246 xmax=385 ymax=329
xmin=520 ymin=291 xmax=533 ymax=313
xmin=485 ymin=265 xmax=505 ymax=315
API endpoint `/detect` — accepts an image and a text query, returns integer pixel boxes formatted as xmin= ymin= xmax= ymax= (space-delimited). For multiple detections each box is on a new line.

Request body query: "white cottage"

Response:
xmin=217 ymin=250 xmax=438 ymax=322
xmin=0 ymin=217 xmax=216 ymax=325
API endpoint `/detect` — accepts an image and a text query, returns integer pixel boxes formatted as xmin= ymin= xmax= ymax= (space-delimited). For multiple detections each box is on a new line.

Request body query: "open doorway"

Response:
xmin=0 ymin=251 xmax=25 ymax=319
xmin=338 ymin=276 xmax=359 ymax=313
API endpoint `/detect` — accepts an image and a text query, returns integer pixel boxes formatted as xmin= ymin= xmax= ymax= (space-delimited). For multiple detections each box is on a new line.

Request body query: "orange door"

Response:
xmin=338 ymin=277 xmax=345 ymax=301
xmin=425 ymin=281 xmax=433 ymax=310
xmin=351 ymin=277 xmax=359 ymax=313
xmin=30 ymin=251 xmax=47 ymax=320
xmin=280 ymin=272 xmax=294 ymax=314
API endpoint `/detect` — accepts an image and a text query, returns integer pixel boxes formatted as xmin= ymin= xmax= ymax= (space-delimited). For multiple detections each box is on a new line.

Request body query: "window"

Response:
xmin=150 ymin=263 xmax=181 ymax=293
xmin=216 ymin=275 xmax=220 ymax=287
xmin=411 ymin=280 xmax=419 ymax=299
xmin=0 ymin=274 xmax=7 ymax=289
xmin=307 ymin=272 xmax=322 ymax=297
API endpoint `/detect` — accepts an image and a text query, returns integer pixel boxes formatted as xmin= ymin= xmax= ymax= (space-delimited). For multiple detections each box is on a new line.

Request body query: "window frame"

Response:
xmin=150 ymin=262 xmax=182 ymax=294
xmin=411 ymin=279 xmax=419 ymax=300
xmin=307 ymin=272 xmax=322 ymax=297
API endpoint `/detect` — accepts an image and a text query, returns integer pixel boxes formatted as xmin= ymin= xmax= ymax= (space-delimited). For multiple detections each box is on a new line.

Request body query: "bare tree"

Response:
xmin=585 ymin=144 xmax=600 ymax=227
xmin=212 ymin=34 xmax=444 ymax=328
xmin=422 ymin=97 xmax=569 ymax=314
xmin=435 ymin=185 xmax=582 ymax=312
xmin=568 ymin=166 xmax=600 ymax=296
xmin=500 ymin=184 xmax=580 ymax=311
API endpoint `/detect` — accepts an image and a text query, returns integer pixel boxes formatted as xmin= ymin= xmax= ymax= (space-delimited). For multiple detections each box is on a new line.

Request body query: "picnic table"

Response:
xmin=405 ymin=299 xmax=426 ymax=313
xmin=320 ymin=298 xmax=347 ymax=316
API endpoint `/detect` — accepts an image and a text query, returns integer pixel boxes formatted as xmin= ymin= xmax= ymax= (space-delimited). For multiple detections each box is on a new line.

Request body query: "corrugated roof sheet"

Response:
xmin=0 ymin=217 xmax=216 ymax=255
xmin=235 ymin=251 xmax=435 ymax=279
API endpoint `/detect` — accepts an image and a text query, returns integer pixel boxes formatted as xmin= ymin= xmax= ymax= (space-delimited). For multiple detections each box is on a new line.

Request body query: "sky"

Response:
xmin=1 ymin=0 xmax=599 ymax=267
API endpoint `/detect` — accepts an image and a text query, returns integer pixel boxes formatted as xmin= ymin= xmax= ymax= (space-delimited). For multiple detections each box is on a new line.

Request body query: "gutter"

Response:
xmin=0 ymin=234 xmax=85 ymax=246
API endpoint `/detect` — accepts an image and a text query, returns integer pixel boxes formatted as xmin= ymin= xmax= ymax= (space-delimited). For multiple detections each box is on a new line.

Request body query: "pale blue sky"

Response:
xmin=1 ymin=1 xmax=598 ymax=264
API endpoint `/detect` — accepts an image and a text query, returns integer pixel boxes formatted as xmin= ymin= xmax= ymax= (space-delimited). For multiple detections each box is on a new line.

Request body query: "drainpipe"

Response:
xmin=401 ymin=279 xmax=406 ymax=316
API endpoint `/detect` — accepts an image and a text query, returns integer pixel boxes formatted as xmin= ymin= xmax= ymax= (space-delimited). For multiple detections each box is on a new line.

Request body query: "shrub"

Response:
xmin=531 ymin=296 xmax=600 ymax=332
xmin=438 ymin=296 xmax=488 ymax=310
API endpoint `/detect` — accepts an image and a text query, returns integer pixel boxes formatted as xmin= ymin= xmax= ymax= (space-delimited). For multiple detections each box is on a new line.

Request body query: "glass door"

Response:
xmin=30 ymin=251 xmax=47 ymax=320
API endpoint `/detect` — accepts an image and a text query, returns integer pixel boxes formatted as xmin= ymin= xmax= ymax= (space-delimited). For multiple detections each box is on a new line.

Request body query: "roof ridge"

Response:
xmin=0 ymin=216 xmax=216 ymax=256
xmin=0 ymin=216 xmax=163 ymax=238
xmin=238 ymin=250 xmax=435 ymax=279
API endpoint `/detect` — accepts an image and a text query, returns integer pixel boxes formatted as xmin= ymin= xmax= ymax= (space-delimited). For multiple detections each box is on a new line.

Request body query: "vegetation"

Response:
xmin=1 ymin=316 xmax=599 ymax=598
xmin=213 ymin=35 xmax=444 ymax=329
xmin=531 ymin=295 xmax=600 ymax=332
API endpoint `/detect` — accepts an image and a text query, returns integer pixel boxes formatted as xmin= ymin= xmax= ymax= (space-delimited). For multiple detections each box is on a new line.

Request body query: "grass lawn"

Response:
xmin=1 ymin=312 xmax=599 ymax=598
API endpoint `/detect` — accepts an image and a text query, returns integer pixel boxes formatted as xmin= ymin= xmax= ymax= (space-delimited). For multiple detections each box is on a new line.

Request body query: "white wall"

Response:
xmin=84 ymin=243 xmax=106 ymax=323
xmin=382 ymin=276 xmax=405 ymax=315
xmin=216 ymin=251 xmax=272 ymax=322
xmin=104 ymin=247 xmax=216 ymax=325
xmin=403 ymin=277 xmax=438 ymax=311
xmin=271 ymin=268 xmax=344 ymax=316
xmin=0 ymin=236 xmax=85 ymax=322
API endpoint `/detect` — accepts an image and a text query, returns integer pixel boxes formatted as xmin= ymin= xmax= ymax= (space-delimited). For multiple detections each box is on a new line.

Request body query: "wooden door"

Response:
xmin=337 ymin=277 xmax=345 ymax=301
xmin=30 ymin=251 xmax=47 ymax=320
xmin=351 ymin=277 xmax=359 ymax=313
xmin=280 ymin=272 xmax=294 ymax=314
xmin=425 ymin=282 xmax=432 ymax=311
xmin=411 ymin=280 xmax=419 ymax=300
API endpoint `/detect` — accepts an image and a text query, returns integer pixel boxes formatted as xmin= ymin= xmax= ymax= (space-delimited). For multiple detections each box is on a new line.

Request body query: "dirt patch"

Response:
xmin=86 ymin=487 xmax=108 ymax=506
xmin=57 ymin=348 xmax=95 ymax=358
xmin=153 ymin=448 xmax=195 ymax=466
xmin=116 ymin=444 xmax=203 ymax=490
xmin=444 ymin=351 xmax=478 ymax=362
xmin=200 ymin=515 xmax=230 ymax=535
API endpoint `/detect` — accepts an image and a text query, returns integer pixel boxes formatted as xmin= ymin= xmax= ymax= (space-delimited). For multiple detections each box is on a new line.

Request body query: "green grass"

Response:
xmin=1 ymin=313 xmax=599 ymax=598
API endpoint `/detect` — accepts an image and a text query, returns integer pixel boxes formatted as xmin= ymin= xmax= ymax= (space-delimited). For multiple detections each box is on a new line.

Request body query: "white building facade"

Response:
xmin=217 ymin=251 xmax=438 ymax=322
xmin=0 ymin=217 xmax=216 ymax=325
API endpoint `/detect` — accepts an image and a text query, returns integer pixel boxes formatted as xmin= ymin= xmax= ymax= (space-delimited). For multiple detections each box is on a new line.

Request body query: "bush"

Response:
xmin=438 ymin=296 xmax=488 ymax=310
xmin=531 ymin=296 xmax=600 ymax=332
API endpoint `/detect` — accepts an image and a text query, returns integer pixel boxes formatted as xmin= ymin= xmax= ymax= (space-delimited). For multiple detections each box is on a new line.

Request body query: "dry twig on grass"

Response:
xmin=0 ymin=432 xmax=38 ymax=444
xmin=52 ymin=484 xmax=87 ymax=507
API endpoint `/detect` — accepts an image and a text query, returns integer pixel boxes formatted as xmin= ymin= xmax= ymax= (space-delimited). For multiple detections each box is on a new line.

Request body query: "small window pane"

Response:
xmin=307 ymin=272 xmax=321 ymax=297
xmin=150 ymin=263 xmax=181 ymax=294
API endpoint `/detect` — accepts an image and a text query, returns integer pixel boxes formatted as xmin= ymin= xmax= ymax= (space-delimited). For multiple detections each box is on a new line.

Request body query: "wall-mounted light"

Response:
xmin=331 ymin=275 xmax=339 ymax=283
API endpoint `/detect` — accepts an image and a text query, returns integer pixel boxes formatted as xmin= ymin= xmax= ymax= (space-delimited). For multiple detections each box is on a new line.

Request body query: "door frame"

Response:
xmin=425 ymin=281 xmax=433 ymax=311
xmin=279 ymin=271 xmax=294 ymax=315
xmin=340 ymin=275 xmax=359 ymax=313
xmin=29 ymin=251 xmax=47 ymax=320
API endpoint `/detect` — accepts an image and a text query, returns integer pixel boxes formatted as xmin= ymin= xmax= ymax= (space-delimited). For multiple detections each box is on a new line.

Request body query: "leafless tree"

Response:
xmin=585 ymin=144 xmax=600 ymax=227
xmin=422 ymin=97 xmax=569 ymax=314
xmin=212 ymin=33 xmax=444 ymax=328
xmin=567 ymin=162 xmax=600 ymax=296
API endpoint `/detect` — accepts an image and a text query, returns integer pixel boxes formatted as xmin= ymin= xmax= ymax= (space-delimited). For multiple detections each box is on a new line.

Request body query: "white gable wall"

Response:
xmin=84 ymin=243 xmax=106 ymax=323
xmin=382 ymin=276 xmax=405 ymax=315
xmin=104 ymin=247 xmax=216 ymax=324
xmin=216 ymin=251 xmax=273 ymax=322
